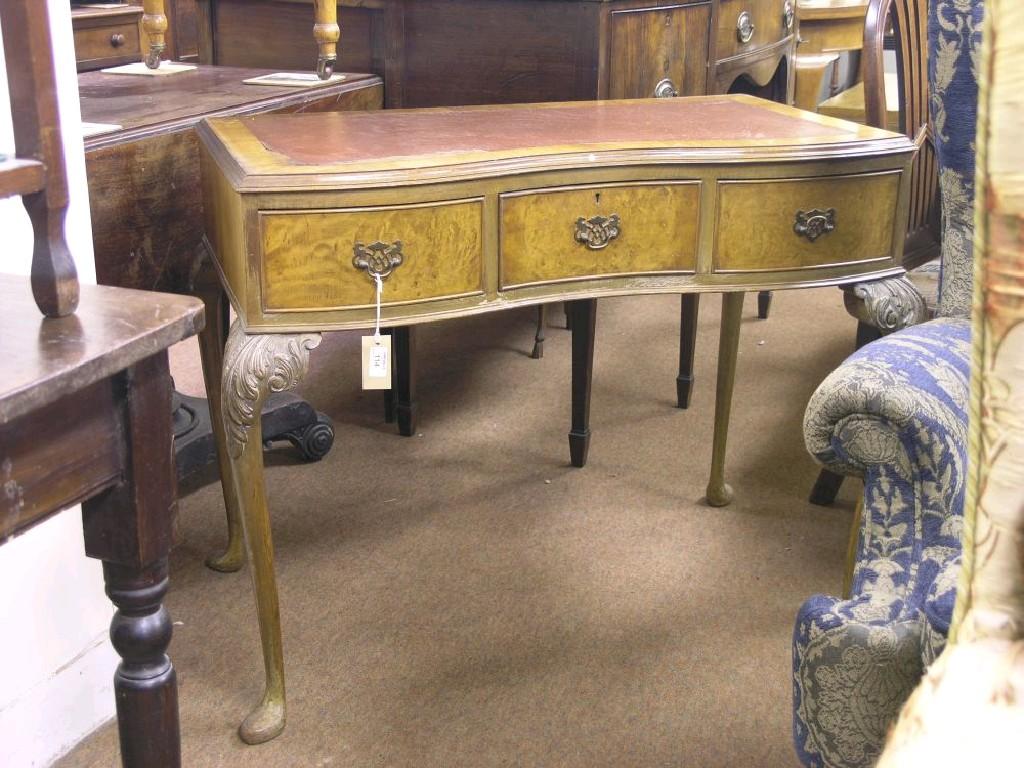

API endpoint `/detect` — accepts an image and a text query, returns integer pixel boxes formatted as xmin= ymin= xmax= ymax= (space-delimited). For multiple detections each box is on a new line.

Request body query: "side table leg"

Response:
xmin=393 ymin=326 xmax=418 ymax=437
xmin=676 ymin=294 xmax=700 ymax=409
xmin=220 ymin=322 xmax=322 ymax=744
xmin=532 ymin=304 xmax=547 ymax=359
xmin=194 ymin=260 xmax=245 ymax=573
xmin=104 ymin=560 xmax=180 ymax=767
xmin=706 ymin=293 xmax=744 ymax=507
xmin=82 ymin=352 xmax=181 ymax=767
xmin=568 ymin=299 xmax=596 ymax=468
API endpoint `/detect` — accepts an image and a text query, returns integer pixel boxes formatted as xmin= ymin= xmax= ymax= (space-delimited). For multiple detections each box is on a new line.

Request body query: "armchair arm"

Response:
xmin=803 ymin=317 xmax=970 ymax=483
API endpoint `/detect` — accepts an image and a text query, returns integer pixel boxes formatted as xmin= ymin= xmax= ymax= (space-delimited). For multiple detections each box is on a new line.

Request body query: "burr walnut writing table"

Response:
xmin=196 ymin=94 xmax=916 ymax=743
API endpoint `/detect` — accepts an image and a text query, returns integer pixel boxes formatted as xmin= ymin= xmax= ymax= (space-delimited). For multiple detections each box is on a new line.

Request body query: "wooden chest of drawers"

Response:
xmin=71 ymin=4 xmax=144 ymax=72
xmin=193 ymin=0 xmax=796 ymax=108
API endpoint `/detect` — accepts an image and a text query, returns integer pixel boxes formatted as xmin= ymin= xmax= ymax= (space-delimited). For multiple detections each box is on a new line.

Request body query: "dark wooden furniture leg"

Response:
xmin=532 ymin=304 xmax=547 ymax=359
xmin=676 ymin=294 xmax=700 ymax=409
xmin=394 ymin=326 xmax=418 ymax=437
xmin=809 ymin=320 xmax=883 ymax=506
xmin=82 ymin=353 xmax=181 ymax=768
xmin=568 ymin=299 xmax=597 ymax=468
xmin=383 ymin=327 xmax=396 ymax=423
xmin=757 ymin=290 xmax=773 ymax=319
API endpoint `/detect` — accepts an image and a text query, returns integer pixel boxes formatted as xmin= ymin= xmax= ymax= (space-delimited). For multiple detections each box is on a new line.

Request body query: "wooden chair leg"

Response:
xmin=677 ymin=294 xmax=700 ymax=408
xmin=706 ymin=293 xmax=744 ymax=507
xmin=809 ymin=321 xmax=881 ymax=505
xmin=757 ymin=290 xmax=773 ymax=319
xmin=393 ymin=326 xmax=417 ymax=437
xmin=532 ymin=304 xmax=547 ymax=359
xmin=220 ymin=322 xmax=322 ymax=745
xmin=568 ymin=299 xmax=596 ymax=468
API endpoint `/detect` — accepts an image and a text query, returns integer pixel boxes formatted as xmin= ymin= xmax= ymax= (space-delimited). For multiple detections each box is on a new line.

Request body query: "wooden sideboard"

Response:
xmin=192 ymin=0 xmax=797 ymax=107
xmin=197 ymin=95 xmax=916 ymax=744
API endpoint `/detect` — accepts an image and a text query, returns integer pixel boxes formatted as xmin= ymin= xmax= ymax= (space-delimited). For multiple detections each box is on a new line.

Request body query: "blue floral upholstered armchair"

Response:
xmin=791 ymin=1 xmax=984 ymax=766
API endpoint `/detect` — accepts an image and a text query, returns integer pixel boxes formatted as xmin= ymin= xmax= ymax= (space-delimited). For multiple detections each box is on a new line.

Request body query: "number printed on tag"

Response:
xmin=361 ymin=335 xmax=393 ymax=390
xmin=369 ymin=344 xmax=389 ymax=377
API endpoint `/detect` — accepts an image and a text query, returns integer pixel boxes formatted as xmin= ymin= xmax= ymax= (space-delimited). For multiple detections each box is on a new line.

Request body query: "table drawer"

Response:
xmin=500 ymin=182 xmax=700 ymax=288
xmin=73 ymin=11 xmax=143 ymax=72
xmin=713 ymin=171 xmax=900 ymax=272
xmin=717 ymin=0 xmax=793 ymax=59
xmin=260 ymin=199 xmax=484 ymax=311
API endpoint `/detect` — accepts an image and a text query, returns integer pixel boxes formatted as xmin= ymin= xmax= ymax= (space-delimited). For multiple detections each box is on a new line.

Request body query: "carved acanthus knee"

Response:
xmin=222 ymin=323 xmax=322 ymax=458
xmin=843 ymin=276 xmax=928 ymax=336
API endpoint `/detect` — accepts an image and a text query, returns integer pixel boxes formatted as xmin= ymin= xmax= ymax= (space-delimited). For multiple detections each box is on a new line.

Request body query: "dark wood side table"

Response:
xmin=0 ymin=276 xmax=204 ymax=767
xmin=78 ymin=67 xmax=383 ymax=495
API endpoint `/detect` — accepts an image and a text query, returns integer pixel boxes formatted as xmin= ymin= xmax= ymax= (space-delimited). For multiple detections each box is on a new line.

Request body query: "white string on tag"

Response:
xmin=373 ymin=273 xmax=384 ymax=341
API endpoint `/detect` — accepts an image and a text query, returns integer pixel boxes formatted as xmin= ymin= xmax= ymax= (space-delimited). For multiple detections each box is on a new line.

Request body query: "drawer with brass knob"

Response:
xmin=500 ymin=182 xmax=700 ymax=289
xmin=716 ymin=0 xmax=792 ymax=59
xmin=72 ymin=5 xmax=144 ymax=72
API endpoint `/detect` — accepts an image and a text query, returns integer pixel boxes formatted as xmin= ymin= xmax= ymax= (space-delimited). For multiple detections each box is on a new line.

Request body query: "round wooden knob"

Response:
xmin=110 ymin=33 xmax=126 ymax=48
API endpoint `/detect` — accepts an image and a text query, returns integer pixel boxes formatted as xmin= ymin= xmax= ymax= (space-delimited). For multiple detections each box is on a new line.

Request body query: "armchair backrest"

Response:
xmin=928 ymin=0 xmax=984 ymax=318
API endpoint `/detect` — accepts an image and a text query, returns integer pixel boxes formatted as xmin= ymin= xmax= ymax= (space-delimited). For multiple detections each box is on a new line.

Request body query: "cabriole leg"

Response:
xmin=706 ymin=293 xmax=744 ymax=507
xmin=220 ymin=322 xmax=322 ymax=744
xmin=194 ymin=260 xmax=244 ymax=572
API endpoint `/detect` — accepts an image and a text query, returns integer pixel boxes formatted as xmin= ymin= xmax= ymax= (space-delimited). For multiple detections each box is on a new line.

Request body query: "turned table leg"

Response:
xmin=220 ymin=322 xmax=322 ymax=744
xmin=706 ymin=293 xmax=744 ymax=507
xmin=568 ymin=299 xmax=596 ymax=468
xmin=676 ymin=294 xmax=700 ymax=409
xmin=82 ymin=352 xmax=181 ymax=767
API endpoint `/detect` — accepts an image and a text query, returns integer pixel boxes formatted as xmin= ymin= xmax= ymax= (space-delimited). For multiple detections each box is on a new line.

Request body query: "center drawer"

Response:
xmin=500 ymin=182 xmax=701 ymax=288
xmin=260 ymin=198 xmax=484 ymax=311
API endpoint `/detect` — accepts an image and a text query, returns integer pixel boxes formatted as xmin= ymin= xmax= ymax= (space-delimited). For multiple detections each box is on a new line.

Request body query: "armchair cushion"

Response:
xmin=794 ymin=317 xmax=970 ymax=767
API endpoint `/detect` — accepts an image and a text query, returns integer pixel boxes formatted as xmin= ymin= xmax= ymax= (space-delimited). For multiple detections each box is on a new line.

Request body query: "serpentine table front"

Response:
xmin=197 ymin=94 xmax=916 ymax=743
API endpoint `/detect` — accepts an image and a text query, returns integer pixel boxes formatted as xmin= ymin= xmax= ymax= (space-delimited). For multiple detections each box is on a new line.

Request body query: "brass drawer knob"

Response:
xmin=736 ymin=11 xmax=755 ymax=43
xmin=575 ymin=214 xmax=621 ymax=250
xmin=352 ymin=240 xmax=405 ymax=280
xmin=653 ymin=78 xmax=679 ymax=98
xmin=783 ymin=0 xmax=795 ymax=31
xmin=794 ymin=209 xmax=836 ymax=242
xmin=110 ymin=33 xmax=126 ymax=48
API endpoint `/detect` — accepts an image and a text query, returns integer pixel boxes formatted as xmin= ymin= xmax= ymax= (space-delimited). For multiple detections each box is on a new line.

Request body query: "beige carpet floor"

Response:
xmin=61 ymin=288 xmax=859 ymax=767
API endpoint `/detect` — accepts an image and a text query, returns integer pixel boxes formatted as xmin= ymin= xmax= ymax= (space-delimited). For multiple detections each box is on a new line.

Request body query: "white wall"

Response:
xmin=0 ymin=3 xmax=118 ymax=765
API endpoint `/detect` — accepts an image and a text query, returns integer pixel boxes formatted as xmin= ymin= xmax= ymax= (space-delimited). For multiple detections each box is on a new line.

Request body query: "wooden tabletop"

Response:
xmin=79 ymin=66 xmax=382 ymax=148
xmin=200 ymin=94 xmax=912 ymax=189
xmin=0 ymin=274 xmax=203 ymax=424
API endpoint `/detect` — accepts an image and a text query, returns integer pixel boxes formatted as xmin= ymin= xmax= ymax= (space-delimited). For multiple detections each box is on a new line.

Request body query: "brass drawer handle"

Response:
xmin=110 ymin=33 xmax=126 ymax=48
xmin=783 ymin=0 xmax=795 ymax=31
xmin=794 ymin=209 xmax=836 ymax=242
xmin=575 ymin=214 xmax=621 ymax=250
xmin=653 ymin=78 xmax=678 ymax=98
xmin=737 ymin=11 xmax=755 ymax=43
xmin=352 ymin=240 xmax=405 ymax=280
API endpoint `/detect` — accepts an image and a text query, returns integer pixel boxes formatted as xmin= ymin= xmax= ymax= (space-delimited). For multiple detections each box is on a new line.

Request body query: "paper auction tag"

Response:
xmin=361 ymin=334 xmax=392 ymax=390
